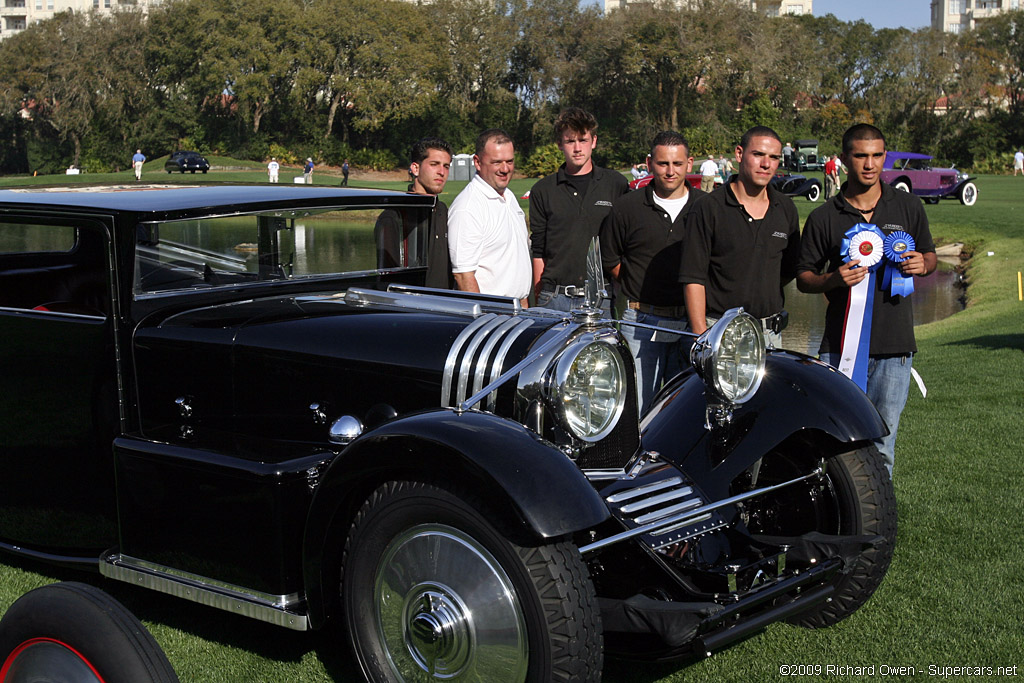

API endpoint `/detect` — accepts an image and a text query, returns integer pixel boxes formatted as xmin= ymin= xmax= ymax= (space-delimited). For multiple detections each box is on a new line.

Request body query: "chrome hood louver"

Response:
xmin=441 ymin=313 xmax=535 ymax=411
xmin=602 ymin=473 xmax=727 ymax=551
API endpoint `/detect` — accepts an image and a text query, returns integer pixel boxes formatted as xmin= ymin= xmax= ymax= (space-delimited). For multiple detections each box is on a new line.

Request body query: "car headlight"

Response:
xmin=690 ymin=308 xmax=765 ymax=404
xmin=957 ymin=171 xmax=969 ymax=181
xmin=549 ymin=339 xmax=627 ymax=442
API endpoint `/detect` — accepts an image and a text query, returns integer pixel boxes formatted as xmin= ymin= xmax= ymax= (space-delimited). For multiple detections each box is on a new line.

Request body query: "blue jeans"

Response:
xmin=822 ymin=352 xmax=912 ymax=478
xmin=620 ymin=307 xmax=688 ymax=414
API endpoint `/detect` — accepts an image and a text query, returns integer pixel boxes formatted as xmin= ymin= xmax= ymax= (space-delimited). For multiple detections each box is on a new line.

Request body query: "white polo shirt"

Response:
xmin=448 ymin=174 xmax=531 ymax=299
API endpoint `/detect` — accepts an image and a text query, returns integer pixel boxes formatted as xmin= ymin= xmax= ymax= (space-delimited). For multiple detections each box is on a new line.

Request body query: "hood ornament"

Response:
xmin=572 ymin=237 xmax=608 ymax=325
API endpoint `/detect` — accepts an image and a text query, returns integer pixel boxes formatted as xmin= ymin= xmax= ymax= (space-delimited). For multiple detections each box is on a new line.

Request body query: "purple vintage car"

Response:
xmin=880 ymin=151 xmax=977 ymax=206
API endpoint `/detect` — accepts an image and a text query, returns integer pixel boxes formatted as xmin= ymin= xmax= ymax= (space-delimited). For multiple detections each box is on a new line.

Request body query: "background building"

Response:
xmin=932 ymin=0 xmax=1022 ymax=33
xmin=1 ymin=0 xmax=161 ymax=40
xmin=605 ymin=0 xmax=812 ymax=16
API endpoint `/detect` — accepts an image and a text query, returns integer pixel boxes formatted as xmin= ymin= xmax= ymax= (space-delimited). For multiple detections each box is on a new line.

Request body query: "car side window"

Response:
xmin=135 ymin=206 xmax=433 ymax=296
xmin=0 ymin=222 xmax=108 ymax=316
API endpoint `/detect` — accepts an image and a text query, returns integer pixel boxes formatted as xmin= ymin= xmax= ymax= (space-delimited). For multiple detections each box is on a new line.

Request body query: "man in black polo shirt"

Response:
xmin=681 ymin=126 xmax=800 ymax=347
xmin=601 ymin=131 xmax=702 ymax=413
xmin=796 ymin=123 xmax=936 ymax=477
xmin=375 ymin=137 xmax=454 ymax=289
xmin=530 ymin=108 xmax=628 ymax=311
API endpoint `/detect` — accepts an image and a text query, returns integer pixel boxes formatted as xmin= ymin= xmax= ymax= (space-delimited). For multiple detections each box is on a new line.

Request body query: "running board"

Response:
xmin=100 ymin=552 xmax=309 ymax=631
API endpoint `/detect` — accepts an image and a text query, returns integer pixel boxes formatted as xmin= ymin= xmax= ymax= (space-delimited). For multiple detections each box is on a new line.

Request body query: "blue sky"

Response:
xmin=586 ymin=0 xmax=934 ymax=30
xmin=814 ymin=0 xmax=932 ymax=30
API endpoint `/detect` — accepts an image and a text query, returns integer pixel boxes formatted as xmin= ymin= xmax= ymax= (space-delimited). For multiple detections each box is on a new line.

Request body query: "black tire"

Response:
xmin=0 ymin=582 xmax=179 ymax=683
xmin=744 ymin=446 xmax=896 ymax=628
xmin=806 ymin=183 xmax=820 ymax=202
xmin=958 ymin=181 xmax=977 ymax=206
xmin=342 ymin=480 xmax=602 ymax=682
xmin=924 ymin=197 xmax=940 ymax=204
xmin=893 ymin=180 xmax=911 ymax=193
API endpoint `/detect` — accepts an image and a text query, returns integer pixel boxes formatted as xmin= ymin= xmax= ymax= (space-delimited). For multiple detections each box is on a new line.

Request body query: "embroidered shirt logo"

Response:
xmin=772 ymin=231 xmax=788 ymax=239
xmin=595 ymin=200 xmax=613 ymax=207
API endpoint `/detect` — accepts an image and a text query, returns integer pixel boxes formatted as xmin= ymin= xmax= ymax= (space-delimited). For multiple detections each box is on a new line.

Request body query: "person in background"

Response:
xmin=447 ymin=129 xmax=531 ymax=305
xmin=699 ymin=154 xmax=719 ymax=192
xmin=796 ymin=123 xmax=936 ymax=477
xmin=1013 ymin=149 xmax=1023 ymax=177
xmin=342 ymin=158 xmax=350 ymax=186
xmin=267 ymin=157 xmax=280 ymax=183
xmin=132 ymin=149 xmax=146 ymax=181
xmin=718 ymin=154 xmax=732 ymax=184
xmin=410 ymin=138 xmax=454 ymax=289
xmin=530 ymin=107 xmax=628 ymax=312
xmin=303 ymin=158 xmax=314 ymax=184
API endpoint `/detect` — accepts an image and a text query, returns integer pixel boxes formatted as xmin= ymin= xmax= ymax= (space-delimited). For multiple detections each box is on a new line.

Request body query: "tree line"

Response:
xmin=0 ymin=0 xmax=1022 ymax=176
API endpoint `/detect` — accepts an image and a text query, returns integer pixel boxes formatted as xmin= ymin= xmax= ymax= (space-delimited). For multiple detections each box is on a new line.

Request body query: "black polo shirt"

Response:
xmin=679 ymin=178 xmax=800 ymax=319
xmin=797 ymin=182 xmax=934 ymax=356
xmin=425 ymin=199 xmax=453 ymax=289
xmin=600 ymin=184 xmax=704 ymax=307
xmin=530 ymin=164 xmax=629 ymax=290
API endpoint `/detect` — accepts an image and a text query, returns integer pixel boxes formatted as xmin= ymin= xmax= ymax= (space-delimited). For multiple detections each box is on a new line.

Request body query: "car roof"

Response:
xmin=795 ymin=139 xmax=818 ymax=146
xmin=886 ymin=151 xmax=933 ymax=162
xmin=0 ymin=184 xmax=432 ymax=216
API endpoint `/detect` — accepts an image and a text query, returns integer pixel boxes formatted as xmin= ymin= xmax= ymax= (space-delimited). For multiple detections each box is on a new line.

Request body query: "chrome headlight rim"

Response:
xmin=690 ymin=308 xmax=766 ymax=405
xmin=547 ymin=336 xmax=627 ymax=443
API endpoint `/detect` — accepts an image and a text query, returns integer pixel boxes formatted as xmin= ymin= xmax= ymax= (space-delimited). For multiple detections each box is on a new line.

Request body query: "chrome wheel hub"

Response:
xmin=374 ymin=525 xmax=528 ymax=682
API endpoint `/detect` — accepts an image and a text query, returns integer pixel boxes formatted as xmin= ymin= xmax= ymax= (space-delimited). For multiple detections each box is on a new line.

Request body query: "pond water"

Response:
xmin=780 ymin=260 xmax=965 ymax=356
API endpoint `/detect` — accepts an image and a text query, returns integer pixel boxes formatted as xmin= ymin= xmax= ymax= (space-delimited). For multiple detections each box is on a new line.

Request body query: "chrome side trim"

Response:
xmin=441 ymin=313 xmax=498 ymax=405
xmin=100 ymin=553 xmax=309 ymax=631
xmin=605 ymin=476 xmax=684 ymax=503
xmin=344 ymin=287 xmax=484 ymax=316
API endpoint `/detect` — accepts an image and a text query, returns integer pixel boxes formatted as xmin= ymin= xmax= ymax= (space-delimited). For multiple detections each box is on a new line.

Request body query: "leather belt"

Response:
xmin=540 ymin=285 xmax=585 ymax=297
xmin=628 ymin=301 xmax=687 ymax=318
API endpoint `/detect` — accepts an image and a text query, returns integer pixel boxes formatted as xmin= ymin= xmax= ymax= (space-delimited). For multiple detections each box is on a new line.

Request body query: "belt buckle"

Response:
xmin=563 ymin=285 xmax=579 ymax=297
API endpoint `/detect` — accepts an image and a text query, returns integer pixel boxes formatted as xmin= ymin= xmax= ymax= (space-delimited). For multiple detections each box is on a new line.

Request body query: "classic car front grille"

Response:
xmin=604 ymin=474 xmax=727 ymax=551
xmin=441 ymin=314 xmax=534 ymax=410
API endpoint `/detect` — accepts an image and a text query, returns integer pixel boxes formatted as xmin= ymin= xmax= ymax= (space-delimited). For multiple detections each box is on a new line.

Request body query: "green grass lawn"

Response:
xmin=1 ymin=169 xmax=1022 ymax=681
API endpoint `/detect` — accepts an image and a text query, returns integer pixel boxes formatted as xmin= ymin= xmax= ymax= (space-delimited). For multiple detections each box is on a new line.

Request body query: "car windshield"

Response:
xmin=134 ymin=205 xmax=432 ymax=296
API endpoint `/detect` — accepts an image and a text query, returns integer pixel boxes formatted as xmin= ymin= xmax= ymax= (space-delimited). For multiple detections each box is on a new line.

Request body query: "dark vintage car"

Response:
xmin=786 ymin=139 xmax=824 ymax=172
xmin=0 ymin=184 xmax=895 ymax=682
xmin=164 ymin=151 xmax=210 ymax=174
xmin=880 ymin=151 xmax=977 ymax=206
xmin=770 ymin=172 xmax=822 ymax=201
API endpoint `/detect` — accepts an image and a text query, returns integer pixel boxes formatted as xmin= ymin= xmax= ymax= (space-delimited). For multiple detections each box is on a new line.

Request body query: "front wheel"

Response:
xmin=342 ymin=481 xmax=602 ymax=682
xmin=745 ymin=446 xmax=896 ymax=628
xmin=893 ymin=180 xmax=911 ymax=193
xmin=806 ymin=183 xmax=820 ymax=202
xmin=959 ymin=181 xmax=977 ymax=206
xmin=0 ymin=582 xmax=179 ymax=683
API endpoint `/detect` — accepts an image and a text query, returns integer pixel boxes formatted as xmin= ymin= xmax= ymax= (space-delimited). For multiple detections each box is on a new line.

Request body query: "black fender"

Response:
xmin=795 ymin=177 xmax=821 ymax=197
xmin=301 ymin=408 xmax=610 ymax=629
xmin=643 ymin=350 xmax=886 ymax=500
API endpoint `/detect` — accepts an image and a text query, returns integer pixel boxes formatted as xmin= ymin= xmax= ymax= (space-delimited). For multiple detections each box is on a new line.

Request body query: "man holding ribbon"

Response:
xmin=796 ymin=123 xmax=936 ymax=477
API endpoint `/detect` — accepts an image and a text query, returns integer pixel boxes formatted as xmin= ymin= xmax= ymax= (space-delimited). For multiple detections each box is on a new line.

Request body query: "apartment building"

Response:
xmin=0 ymin=0 xmax=161 ymax=40
xmin=932 ymin=0 xmax=1021 ymax=33
xmin=604 ymin=0 xmax=812 ymax=17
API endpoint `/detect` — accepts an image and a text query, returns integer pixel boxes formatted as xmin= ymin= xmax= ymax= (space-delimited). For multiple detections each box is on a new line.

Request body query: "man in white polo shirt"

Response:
xmin=448 ymin=128 xmax=531 ymax=305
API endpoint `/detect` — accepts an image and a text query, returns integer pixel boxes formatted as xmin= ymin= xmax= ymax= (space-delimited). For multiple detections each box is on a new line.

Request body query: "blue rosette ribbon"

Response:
xmin=837 ymin=223 xmax=886 ymax=391
xmin=840 ymin=222 xmax=886 ymax=271
xmin=881 ymin=231 xmax=916 ymax=298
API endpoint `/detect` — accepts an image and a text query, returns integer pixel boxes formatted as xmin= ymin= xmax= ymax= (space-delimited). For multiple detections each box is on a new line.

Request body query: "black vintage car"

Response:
xmin=164 ymin=151 xmax=210 ymax=174
xmin=0 ymin=184 xmax=895 ymax=682
xmin=771 ymin=172 xmax=822 ymax=201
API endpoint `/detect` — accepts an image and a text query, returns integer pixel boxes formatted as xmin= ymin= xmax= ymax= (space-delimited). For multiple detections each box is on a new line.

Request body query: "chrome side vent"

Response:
xmin=441 ymin=315 xmax=533 ymax=410
xmin=604 ymin=475 xmax=727 ymax=551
